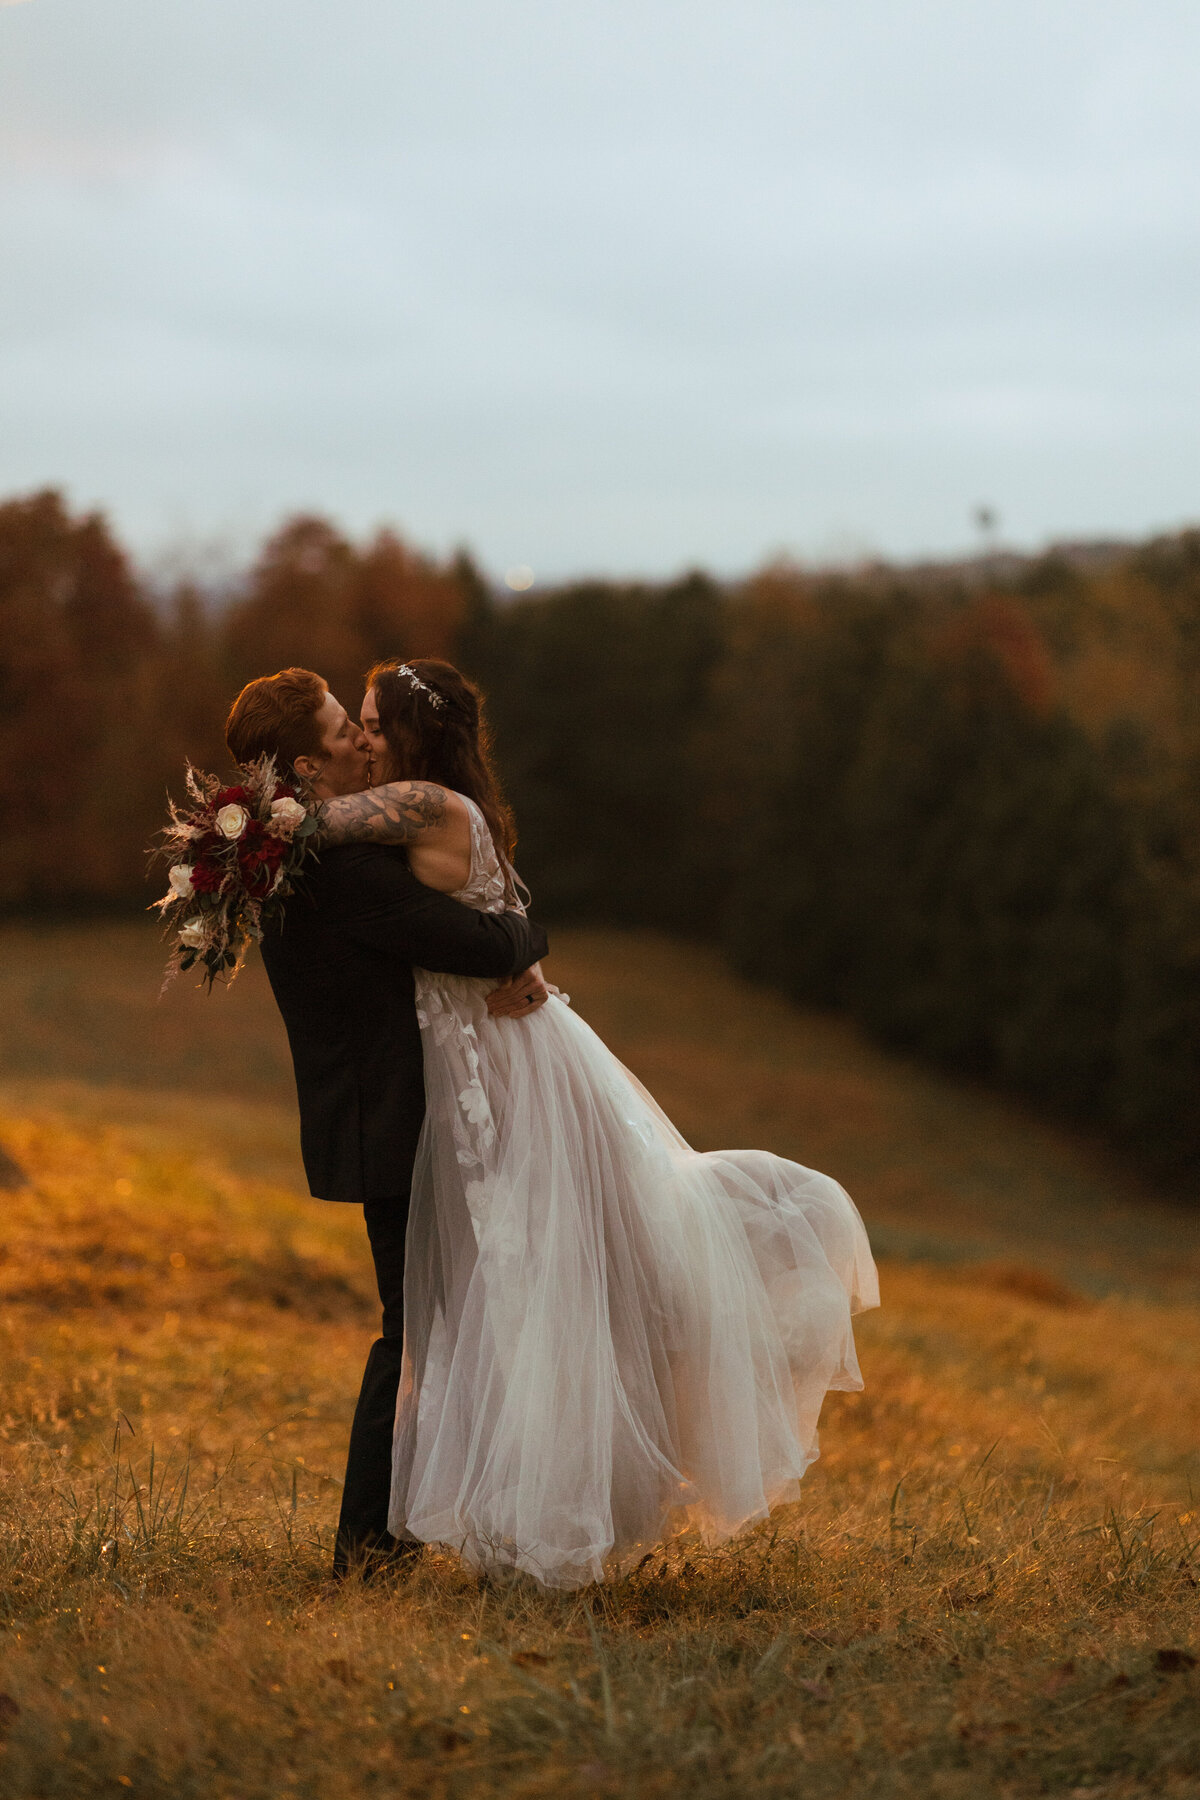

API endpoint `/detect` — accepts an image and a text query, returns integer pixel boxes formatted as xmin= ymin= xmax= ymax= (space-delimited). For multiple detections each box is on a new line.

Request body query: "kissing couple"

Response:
xmin=223 ymin=657 xmax=878 ymax=1590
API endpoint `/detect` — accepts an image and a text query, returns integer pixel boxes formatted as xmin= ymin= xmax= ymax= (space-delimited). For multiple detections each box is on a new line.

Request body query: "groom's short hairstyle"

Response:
xmin=225 ymin=667 xmax=328 ymax=773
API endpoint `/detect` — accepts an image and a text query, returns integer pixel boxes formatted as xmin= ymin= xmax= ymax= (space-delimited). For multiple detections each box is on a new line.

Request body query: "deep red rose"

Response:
xmin=236 ymin=822 xmax=286 ymax=895
xmin=213 ymin=784 xmax=249 ymax=808
xmin=190 ymin=855 xmax=225 ymax=894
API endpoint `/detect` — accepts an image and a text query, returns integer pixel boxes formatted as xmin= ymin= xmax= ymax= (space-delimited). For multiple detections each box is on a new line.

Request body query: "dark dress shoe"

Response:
xmin=332 ymin=1532 xmax=423 ymax=1582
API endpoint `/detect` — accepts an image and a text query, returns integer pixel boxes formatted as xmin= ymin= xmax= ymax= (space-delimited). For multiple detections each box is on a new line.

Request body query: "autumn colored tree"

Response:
xmin=221 ymin=515 xmax=473 ymax=714
xmin=709 ymin=563 xmax=1198 ymax=1175
xmin=0 ymin=489 xmax=163 ymax=903
xmin=1 ymin=488 xmax=1196 ymax=1177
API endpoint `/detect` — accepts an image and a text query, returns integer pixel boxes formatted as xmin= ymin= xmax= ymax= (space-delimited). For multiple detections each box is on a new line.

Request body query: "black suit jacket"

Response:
xmin=260 ymin=843 xmax=548 ymax=1205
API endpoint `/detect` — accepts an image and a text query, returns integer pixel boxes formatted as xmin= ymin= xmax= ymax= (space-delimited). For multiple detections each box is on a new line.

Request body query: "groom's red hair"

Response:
xmin=225 ymin=667 xmax=327 ymax=773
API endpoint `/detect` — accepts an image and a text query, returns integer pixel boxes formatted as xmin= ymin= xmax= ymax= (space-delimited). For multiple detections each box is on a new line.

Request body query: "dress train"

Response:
xmin=389 ymin=801 xmax=878 ymax=1588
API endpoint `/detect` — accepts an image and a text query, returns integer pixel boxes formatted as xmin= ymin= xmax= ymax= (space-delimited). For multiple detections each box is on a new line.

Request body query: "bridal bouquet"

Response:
xmin=151 ymin=756 xmax=320 ymax=990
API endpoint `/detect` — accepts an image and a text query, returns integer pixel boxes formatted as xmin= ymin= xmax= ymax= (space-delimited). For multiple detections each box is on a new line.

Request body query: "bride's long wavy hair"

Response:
xmin=366 ymin=657 xmax=517 ymax=872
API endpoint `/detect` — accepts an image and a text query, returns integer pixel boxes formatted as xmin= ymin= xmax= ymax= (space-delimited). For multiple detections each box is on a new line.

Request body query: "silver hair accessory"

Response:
xmin=395 ymin=663 xmax=445 ymax=710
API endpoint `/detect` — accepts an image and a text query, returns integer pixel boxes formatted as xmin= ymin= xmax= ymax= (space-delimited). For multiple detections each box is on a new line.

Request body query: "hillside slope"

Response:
xmin=0 ymin=924 xmax=1198 ymax=1795
xmin=1 ymin=1110 xmax=1198 ymax=1798
xmin=2 ymin=921 xmax=1196 ymax=1292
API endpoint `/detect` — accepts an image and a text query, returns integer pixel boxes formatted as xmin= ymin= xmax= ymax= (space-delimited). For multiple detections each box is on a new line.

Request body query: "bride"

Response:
xmin=319 ymin=657 xmax=878 ymax=1589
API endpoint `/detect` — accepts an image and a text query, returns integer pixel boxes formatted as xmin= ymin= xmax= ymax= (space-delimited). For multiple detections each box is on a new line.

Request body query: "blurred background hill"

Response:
xmin=1 ymin=485 xmax=1196 ymax=1182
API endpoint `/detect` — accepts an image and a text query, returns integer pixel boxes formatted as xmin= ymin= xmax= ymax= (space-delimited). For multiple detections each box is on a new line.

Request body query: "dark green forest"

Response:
xmin=2 ymin=488 xmax=1197 ymax=1179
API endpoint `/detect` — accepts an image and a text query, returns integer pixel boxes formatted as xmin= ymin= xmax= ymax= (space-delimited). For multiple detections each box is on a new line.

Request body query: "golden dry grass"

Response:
xmin=4 ymin=921 xmax=1196 ymax=1290
xmin=1 ymin=923 xmax=1198 ymax=1798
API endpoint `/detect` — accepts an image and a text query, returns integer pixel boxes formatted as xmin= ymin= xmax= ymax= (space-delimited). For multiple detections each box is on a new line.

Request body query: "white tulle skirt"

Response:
xmin=389 ymin=978 xmax=879 ymax=1589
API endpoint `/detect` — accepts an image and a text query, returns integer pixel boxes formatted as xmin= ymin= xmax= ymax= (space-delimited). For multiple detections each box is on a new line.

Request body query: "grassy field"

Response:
xmin=1 ymin=922 xmax=1198 ymax=1798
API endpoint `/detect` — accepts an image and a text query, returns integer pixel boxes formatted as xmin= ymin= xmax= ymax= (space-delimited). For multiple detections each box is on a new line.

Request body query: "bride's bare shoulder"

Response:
xmin=318 ymin=780 xmax=469 ymax=848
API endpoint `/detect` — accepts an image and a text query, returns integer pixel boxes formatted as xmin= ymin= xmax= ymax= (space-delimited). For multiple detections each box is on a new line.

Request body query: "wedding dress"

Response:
xmin=389 ymin=798 xmax=879 ymax=1588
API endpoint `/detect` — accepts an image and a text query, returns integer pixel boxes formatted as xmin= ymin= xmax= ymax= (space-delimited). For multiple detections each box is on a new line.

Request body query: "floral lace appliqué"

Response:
xmin=412 ymin=796 xmax=518 ymax=1242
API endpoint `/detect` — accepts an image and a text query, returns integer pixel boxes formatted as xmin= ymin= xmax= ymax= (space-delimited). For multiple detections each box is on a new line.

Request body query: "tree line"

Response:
xmin=2 ymin=488 xmax=1197 ymax=1180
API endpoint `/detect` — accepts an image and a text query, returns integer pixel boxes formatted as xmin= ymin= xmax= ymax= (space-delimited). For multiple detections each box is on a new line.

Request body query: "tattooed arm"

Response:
xmin=318 ymin=780 xmax=455 ymax=847
xmin=318 ymin=781 xmax=474 ymax=894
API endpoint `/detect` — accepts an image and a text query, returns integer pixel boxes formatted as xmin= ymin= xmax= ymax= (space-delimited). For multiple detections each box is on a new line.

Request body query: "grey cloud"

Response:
xmin=1 ymin=0 xmax=1198 ymax=576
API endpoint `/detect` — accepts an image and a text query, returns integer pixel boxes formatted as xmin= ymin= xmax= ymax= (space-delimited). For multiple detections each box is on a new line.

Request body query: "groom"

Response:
xmin=224 ymin=667 xmax=550 ymax=1577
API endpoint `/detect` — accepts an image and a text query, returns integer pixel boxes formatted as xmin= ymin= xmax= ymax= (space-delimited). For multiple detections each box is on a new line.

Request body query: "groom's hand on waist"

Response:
xmin=486 ymin=965 xmax=553 ymax=1019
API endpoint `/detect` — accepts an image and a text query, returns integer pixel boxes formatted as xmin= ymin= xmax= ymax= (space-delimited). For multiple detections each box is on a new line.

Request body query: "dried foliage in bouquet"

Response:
xmin=150 ymin=756 xmax=320 ymax=990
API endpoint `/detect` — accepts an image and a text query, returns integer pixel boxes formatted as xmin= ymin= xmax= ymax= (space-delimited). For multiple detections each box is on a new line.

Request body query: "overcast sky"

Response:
xmin=2 ymin=0 xmax=1198 ymax=582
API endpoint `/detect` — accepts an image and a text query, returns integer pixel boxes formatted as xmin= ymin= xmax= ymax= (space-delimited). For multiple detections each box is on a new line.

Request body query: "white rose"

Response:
xmin=269 ymin=796 xmax=307 ymax=835
xmin=216 ymin=803 xmax=249 ymax=839
xmin=179 ymin=917 xmax=208 ymax=949
xmin=168 ymin=863 xmax=195 ymax=900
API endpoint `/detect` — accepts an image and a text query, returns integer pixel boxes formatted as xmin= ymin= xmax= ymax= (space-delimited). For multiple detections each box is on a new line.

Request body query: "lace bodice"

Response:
xmin=413 ymin=795 xmax=519 ymax=1253
xmin=449 ymin=796 xmax=518 ymax=916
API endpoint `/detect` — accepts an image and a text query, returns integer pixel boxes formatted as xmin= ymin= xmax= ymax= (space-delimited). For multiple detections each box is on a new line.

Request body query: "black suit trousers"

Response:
xmin=334 ymin=1191 xmax=410 ymax=1568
